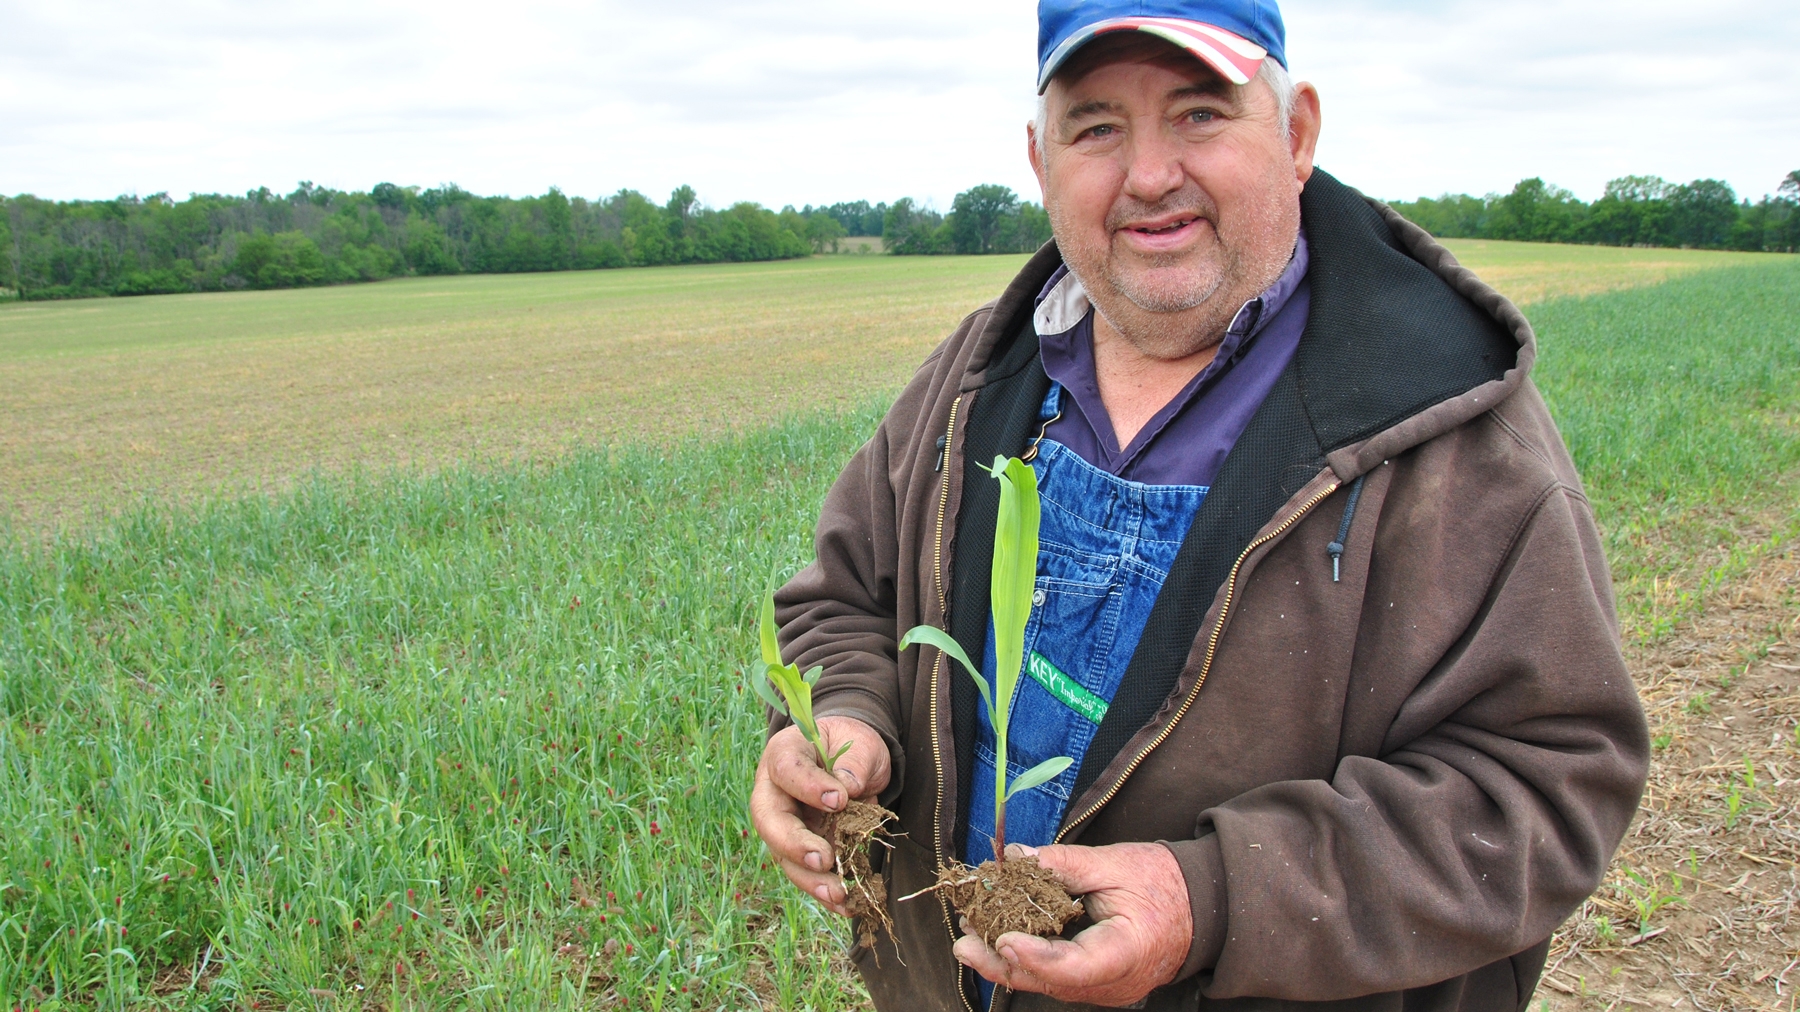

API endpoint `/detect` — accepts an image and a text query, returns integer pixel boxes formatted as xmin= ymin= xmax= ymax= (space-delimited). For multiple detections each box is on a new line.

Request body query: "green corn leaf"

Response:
xmin=900 ymin=624 xmax=995 ymax=722
xmin=747 ymin=666 xmax=789 ymax=715
xmin=759 ymin=592 xmax=783 ymax=670
xmin=988 ymin=455 xmax=1039 ymax=741
xmin=802 ymin=664 xmax=824 ymax=686
xmin=899 ymin=456 xmax=1052 ymax=847
xmin=829 ymin=739 xmax=854 ymax=768
xmin=759 ymin=590 xmax=823 ymax=762
xmin=1004 ymin=756 xmax=1073 ymax=800
xmin=899 ymin=625 xmax=978 ymax=678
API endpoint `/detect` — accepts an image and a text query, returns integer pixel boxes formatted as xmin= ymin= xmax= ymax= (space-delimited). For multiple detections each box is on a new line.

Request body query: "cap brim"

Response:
xmin=1037 ymin=16 xmax=1267 ymax=93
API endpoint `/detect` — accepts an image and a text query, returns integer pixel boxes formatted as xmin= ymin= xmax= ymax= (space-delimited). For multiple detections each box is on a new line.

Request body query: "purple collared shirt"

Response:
xmin=1034 ymin=229 xmax=1311 ymax=488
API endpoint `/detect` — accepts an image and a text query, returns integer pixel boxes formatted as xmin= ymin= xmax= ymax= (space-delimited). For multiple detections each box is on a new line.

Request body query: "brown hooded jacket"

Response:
xmin=771 ymin=171 xmax=1650 ymax=1012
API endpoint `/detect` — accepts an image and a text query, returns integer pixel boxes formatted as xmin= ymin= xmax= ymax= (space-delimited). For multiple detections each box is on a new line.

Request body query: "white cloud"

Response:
xmin=1286 ymin=0 xmax=1800 ymax=200
xmin=1 ymin=0 xmax=1794 ymax=207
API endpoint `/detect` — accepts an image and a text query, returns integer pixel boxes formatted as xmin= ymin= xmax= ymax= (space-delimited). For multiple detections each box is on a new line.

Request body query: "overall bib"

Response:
xmin=962 ymin=382 xmax=1209 ymax=864
xmin=963 ymin=384 xmax=1209 ymax=1008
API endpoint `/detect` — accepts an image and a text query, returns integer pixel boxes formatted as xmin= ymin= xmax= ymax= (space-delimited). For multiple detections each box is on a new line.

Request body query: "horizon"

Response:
xmin=7 ymin=168 xmax=1796 ymax=216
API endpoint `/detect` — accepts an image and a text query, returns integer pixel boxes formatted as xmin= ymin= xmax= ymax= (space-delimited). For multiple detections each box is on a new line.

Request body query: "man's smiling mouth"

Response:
xmin=1131 ymin=217 xmax=1197 ymax=235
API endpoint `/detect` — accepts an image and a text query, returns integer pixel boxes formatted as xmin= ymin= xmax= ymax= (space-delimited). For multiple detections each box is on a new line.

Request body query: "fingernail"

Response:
xmin=821 ymin=790 xmax=841 ymax=809
xmin=1005 ymin=843 xmax=1038 ymax=858
xmin=805 ymin=852 xmax=825 ymax=871
xmin=816 ymin=885 xmax=832 ymax=902
xmin=1000 ymin=946 xmax=1018 ymax=963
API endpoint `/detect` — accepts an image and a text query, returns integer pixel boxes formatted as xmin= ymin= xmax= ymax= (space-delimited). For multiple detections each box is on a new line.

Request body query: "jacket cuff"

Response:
xmin=1160 ymin=835 xmax=1227 ymax=982
xmin=813 ymin=690 xmax=907 ymax=807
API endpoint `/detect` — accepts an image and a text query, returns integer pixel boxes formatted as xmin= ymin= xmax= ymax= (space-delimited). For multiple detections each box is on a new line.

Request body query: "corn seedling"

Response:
xmin=901 ymin=456 xmax=1072 ymax=861
xmin=747 ymin=590 xmax=852 ymax=773
xmin=1593 ymin=915 xmax=1618 ymax=945
xmin=1722 ymin=756 xmax=1761 ymax=830
xmin=1622 ymin=868 xmax=1683 ymax=935
xmin=748 ymin=586 xmax=896 ymax=948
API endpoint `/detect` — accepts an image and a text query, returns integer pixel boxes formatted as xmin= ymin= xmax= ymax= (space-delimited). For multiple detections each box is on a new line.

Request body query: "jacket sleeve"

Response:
xmin=768 ymin=336 xmax=963 ymax=800
xmin=1165 ymin=483 xmax=1650 ymax=999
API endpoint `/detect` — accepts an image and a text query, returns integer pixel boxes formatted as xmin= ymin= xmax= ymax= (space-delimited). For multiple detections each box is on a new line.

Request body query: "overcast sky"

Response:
xmin=3 ymin=0 xmax=1795 ymax=209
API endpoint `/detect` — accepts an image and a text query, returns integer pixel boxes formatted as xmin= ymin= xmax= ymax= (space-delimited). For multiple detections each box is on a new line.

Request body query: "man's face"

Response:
xmin=1030 ymin=36 xmax=1318 ymax=350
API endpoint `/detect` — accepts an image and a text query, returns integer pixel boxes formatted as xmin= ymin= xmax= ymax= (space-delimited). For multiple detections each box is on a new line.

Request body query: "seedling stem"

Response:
xmin=901 ymin=456 xmax=1072 ymax=862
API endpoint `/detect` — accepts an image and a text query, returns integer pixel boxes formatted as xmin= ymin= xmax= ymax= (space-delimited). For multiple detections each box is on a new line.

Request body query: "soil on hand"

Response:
xmin=824 ymin=799 xmax=897 ymax=951
xmin=938 ymin=855 xmax=1084 ymax=948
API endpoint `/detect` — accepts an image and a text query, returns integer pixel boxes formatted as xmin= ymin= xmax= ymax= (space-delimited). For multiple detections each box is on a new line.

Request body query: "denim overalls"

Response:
xmin=962 ymin=383 xmax=1209 ymax=865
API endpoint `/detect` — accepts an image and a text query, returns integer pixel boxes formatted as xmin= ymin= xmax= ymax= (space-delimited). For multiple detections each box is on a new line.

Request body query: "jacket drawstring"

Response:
xmin=1327 ymin=474 xmax=1367 ymax=583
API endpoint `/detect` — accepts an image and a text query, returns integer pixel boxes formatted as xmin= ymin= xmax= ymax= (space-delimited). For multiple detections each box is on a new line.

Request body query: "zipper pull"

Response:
xmin=934 ymin=434 xmax=948 ymax=472
xmin=1326 ymin=474 xmax=1367 ymax=583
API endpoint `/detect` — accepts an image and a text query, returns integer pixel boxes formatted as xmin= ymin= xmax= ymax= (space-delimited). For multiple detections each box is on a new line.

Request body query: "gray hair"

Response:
xmin=1034 ymin=58 xmax=1296 ymax=156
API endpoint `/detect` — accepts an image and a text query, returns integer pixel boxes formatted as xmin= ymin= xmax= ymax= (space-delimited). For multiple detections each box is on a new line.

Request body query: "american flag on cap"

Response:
xmin=1037 ymin=0 xmax=1287 ymax=93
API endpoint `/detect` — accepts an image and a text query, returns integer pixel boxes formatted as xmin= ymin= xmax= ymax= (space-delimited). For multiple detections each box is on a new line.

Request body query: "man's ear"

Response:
xmin=1027 ymin=119 xmax=1049 ymax=199
xmin=1290 ymin=81 xmax=1322 ymax=187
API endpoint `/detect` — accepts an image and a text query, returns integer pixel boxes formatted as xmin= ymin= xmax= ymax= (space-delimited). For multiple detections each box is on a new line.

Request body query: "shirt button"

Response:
xmin=1033 ymin=589 xmax=1047 ymax=606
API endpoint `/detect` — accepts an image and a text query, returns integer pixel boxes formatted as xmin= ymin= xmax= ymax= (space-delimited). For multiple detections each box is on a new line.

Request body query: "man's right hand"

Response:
xmin=749 ymin=715 xmax=890 ymax=916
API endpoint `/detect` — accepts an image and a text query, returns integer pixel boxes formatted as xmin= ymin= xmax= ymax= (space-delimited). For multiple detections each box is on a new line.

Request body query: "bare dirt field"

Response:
xmin=1540 ymin=542 xmax=1800 ymax=1011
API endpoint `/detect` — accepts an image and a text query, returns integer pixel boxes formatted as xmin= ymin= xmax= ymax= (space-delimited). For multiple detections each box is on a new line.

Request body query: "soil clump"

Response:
xmin=823 ymin=799 xmax=897 ymax=951
xmin=934 ymin=855 xmax=1084 ymax=947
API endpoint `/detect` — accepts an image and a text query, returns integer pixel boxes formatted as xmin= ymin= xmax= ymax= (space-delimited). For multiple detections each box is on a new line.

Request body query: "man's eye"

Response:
xmin=1086 ymin=124 xmax=1115 ymax=139
xmin=1188 ymin=110 xmax=1217 ymax=124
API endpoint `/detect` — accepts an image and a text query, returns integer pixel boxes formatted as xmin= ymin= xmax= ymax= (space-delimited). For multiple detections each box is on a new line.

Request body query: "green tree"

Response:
xmin=1665 ymin=179 xmax=1738 ymax=248
xmin=402 ymin=215 xmax=460 ymax=275
xmin=949 ymin=184 xmax=1021 ymax=254
xmin=884 ymin=198 xmax=948 ymax=255
xmin=1581 ymin=176 xmax=1671 ymax=247
xmin=233 ymin=231 xmax=326 ymax=289
xmin=666 ymin=185 xmax=697 ymax=228
xmin=371 ymin=182 xmax=413 ymax=212
xmin=1487 ymin=178 xmax=1586 ymax=243
xmin=1388 ymin=193 xmax=1488 ymax=238
xmin=805 ymin=213 xmax=847 ymax=253
xmin=542 ymin=187 xmax=574 ymax=269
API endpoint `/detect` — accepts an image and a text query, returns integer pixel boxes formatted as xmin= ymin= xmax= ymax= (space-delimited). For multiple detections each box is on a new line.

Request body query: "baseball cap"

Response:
xmin=1037 ymin=0 xmax=1287 ymax=93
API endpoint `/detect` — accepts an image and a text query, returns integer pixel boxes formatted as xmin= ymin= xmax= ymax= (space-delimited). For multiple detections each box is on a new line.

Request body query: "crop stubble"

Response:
xmin=1537 ymin=542 xmax=1800 ymax=1010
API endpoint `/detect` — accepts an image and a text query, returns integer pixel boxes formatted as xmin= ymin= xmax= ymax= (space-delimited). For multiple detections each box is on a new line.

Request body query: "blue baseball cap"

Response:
xmin=1037 ymin=0 xmax=1287 ymax=94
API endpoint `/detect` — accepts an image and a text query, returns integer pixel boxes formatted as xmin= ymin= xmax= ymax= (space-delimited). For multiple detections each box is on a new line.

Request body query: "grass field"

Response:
xmin=0 ymin=242 xmax=1780 ymax=530
xmin=0 ymin=249 xmax=1798 ymax=1009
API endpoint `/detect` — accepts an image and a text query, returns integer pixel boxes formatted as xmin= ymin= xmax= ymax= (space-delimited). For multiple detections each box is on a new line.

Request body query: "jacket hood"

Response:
xmin=955 ymin=169 xmax=1536 ymax=480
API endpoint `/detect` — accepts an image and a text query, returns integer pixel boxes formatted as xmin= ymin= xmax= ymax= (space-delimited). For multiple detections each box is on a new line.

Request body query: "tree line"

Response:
xmin=1389 ymin=172 xmax=1800 ymax=252
xmin=0 ymin=180 xmax=1059 ymax=301
xmin=0 ymin=183 xmax=824 ymax=300
xmin=8 ymin=169 xmax=1789 ymax=302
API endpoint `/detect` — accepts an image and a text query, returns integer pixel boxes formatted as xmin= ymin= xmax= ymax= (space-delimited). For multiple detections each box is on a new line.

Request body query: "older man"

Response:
xmin=749 ymin=0 xmax=1650 ymax=1008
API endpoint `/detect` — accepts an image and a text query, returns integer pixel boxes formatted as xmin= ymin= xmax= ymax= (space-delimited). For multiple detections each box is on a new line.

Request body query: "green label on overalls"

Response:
xmin=1026 ymin=651 xmax=1108 ymax=724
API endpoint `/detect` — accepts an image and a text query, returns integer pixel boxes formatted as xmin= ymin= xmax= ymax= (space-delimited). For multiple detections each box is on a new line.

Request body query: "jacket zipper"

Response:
xmin=926 ymin=396 xmax=975 ymax=1012
xmin=1053 ymin=478 xmax=1341 ymax=843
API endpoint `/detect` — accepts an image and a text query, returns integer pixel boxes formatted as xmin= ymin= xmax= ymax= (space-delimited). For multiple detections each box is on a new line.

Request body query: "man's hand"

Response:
xmin=749 ymin=715 xmax=890 ymax=916
xmin=953 ymin=842 xmax=1192 ymax=1007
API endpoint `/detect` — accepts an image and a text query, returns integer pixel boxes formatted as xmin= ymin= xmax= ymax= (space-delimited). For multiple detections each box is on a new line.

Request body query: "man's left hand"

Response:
xmin=953 ymin=841 xmax=1192 ymax=1007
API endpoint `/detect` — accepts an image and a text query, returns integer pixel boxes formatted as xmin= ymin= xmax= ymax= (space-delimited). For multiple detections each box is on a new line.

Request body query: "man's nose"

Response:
xmin=1120 ymin=124 xmax=1187 ymax=203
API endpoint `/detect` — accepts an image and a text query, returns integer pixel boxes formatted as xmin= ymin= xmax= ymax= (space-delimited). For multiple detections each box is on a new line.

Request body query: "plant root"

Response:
xmin=822 ymin=799 xmax=898 ymax=953
xmin=916 ymin=855 xmax=1082 ymax=948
